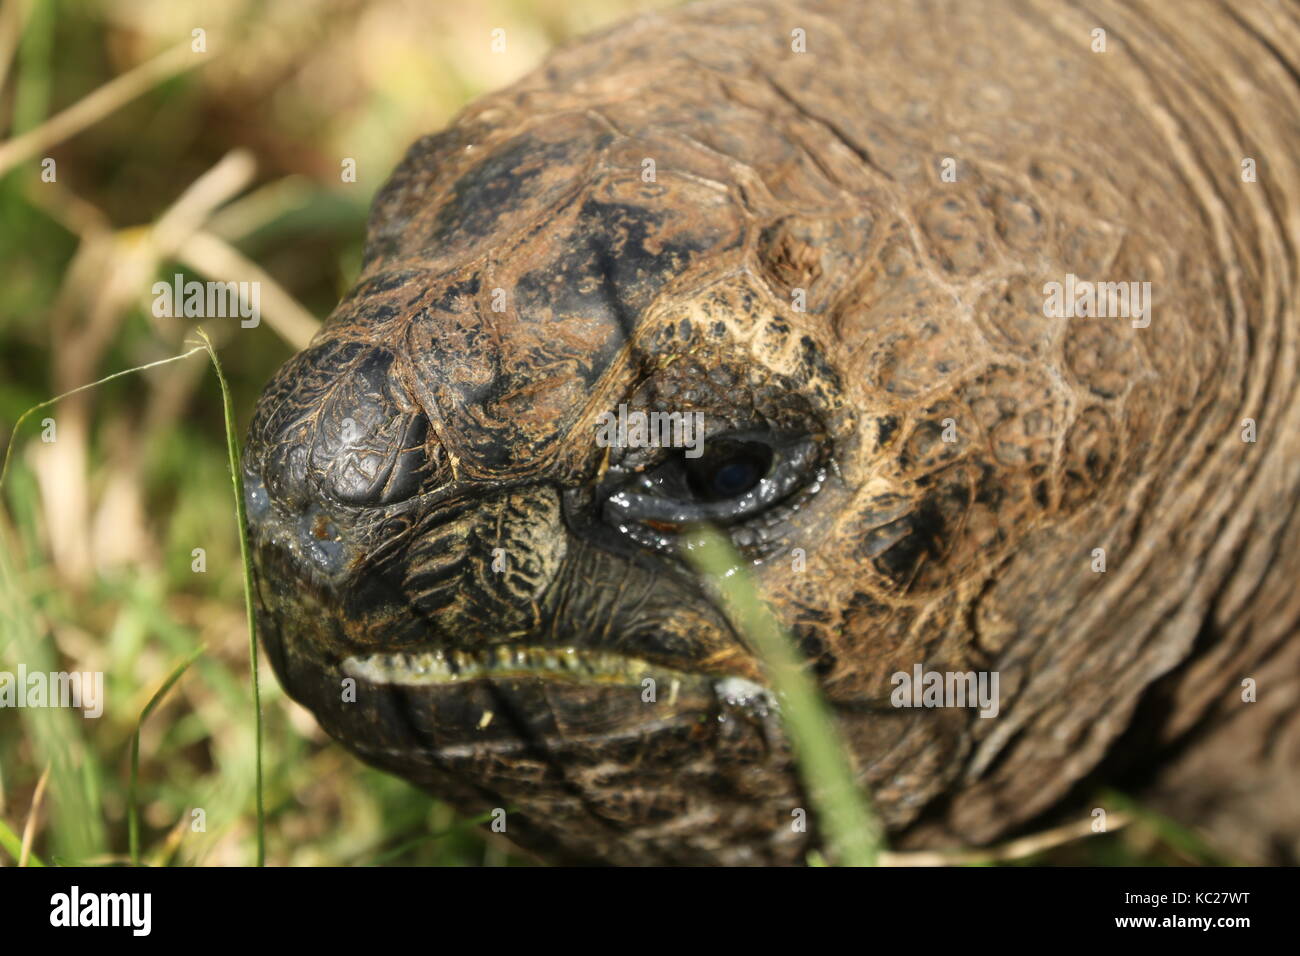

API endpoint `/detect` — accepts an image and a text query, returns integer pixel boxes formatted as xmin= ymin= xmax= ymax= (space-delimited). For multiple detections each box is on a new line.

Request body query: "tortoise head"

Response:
xmin=239 ymin=104 xmax=1108 ymax=865
xmin=241 ymin=114 xmax=884 ymax=865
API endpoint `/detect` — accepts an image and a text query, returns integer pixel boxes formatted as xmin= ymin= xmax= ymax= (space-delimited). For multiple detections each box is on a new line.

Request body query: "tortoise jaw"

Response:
xmin=305 ymin=644 xmax=780 ymax=760
xmin=258 ymin=577 xmax=801 ymax=864
xmin=334 ymin=651 xmax=779 ymax=757
xmin=342 ymin=644 xmax=710 ymax=689
xmin=337 ymin=643 xmax=778 ymax=729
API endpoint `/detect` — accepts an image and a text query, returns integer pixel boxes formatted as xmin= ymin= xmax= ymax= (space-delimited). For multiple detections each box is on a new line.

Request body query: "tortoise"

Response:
xmin=242 ymin=0 xmax=1300 ymax=865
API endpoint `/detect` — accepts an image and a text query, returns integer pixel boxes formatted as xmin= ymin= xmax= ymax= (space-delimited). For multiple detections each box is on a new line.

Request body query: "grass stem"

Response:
xmin=682 ymin=525 xmax=883 ymax=866
xmin=194 ymin=328 xmax=266 ymax=866
xmin=129 ymin=648 xmax=203 ymax=865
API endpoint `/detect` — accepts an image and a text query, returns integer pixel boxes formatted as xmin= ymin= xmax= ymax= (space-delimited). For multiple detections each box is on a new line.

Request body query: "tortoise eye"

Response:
xmin=684 ymin=439 xmax=773 ymax=502
xmin=599 ymin=431 xmax=822 ymax=559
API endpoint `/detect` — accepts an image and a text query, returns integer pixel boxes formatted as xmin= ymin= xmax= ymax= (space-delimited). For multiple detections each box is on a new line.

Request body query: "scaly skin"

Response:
xmin=243 ymin=0 xmax=1300 ymax=864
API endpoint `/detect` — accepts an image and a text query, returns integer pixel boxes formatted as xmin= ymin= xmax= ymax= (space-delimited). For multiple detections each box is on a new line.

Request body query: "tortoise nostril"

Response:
xmin=298 ymin=509 xmax=347 ymax=574
xmin=243 ymin=470 xmax=271 ymax=521
xmin=246 ymin=338 xmax=443 ymax=512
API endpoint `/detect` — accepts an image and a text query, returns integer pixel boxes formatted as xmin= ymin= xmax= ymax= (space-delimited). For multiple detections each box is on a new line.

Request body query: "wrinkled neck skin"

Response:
xmin=794 ymin=0 xmax=1300 ymax=857
xmin=244 ymin=0 xmax=1300 ymax=865
xmin=999 ymin=0 xmax=1300 ymax=863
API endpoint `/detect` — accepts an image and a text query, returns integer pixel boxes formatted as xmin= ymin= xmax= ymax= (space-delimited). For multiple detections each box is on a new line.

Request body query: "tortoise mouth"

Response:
xmin=266 ymin=648 xmax=775 ymax=782
xmin=341 ymin=645 xmax=703 ymax=689
xmin=312 ymin=643 xmax=779 ymax=752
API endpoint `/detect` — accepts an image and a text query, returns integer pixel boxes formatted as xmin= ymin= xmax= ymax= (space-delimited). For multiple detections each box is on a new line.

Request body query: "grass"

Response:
xmin=1 ymin=530 xmax=104 ymax=864
xmin=0 ymin=816 xmax=44 ymax=866
xmin=194 ymin=327 xmax=265 ymax=865
xmin=128 ymin=645 xmax=202 ymax=865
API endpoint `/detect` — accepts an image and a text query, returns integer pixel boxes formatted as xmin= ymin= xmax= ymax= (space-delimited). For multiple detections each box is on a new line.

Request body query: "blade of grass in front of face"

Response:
xmin=683 ymin=525 xmax=883 ymax=866
xmin=194 ymin=328 xmax=265 ymax=866
xmin=129 ymin=646 xmax=203 ymax=865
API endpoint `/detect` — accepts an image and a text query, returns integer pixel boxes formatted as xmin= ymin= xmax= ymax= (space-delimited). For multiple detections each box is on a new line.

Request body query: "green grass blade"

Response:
xmin=682 ymin=525 xmax=884 ymax=866
xmin=0 ymin=347 xmax=207 ymax=496
xmin=194 ymin=328 xmax=265 ymax=866
xmin=1098 ymin=788 xmax=1235 ymax=865
xmin=129 ymin=646 xmax=204 ymax=866
xmin=366 ymin=808 xmax=504 ymax=866
xmin=0 ymin=816 xmax=46 ymax=867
